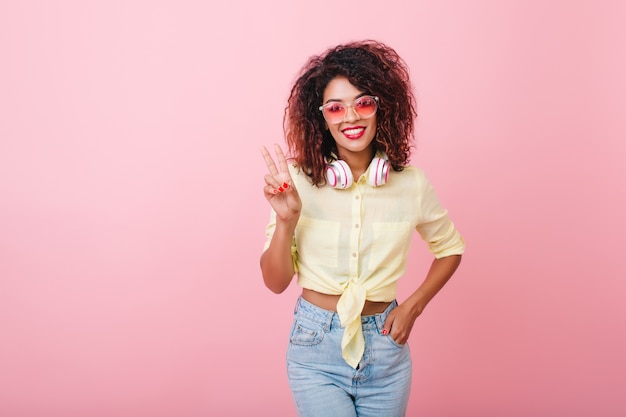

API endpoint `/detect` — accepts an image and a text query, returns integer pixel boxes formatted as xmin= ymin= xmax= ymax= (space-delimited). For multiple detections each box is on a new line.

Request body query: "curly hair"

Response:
xmin=284 ymin=40 xmax=417 ymax=186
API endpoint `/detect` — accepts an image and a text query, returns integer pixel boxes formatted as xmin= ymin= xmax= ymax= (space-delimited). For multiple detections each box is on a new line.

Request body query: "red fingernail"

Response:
xmin=282 ymin=182 xmax=289 ymax=189
xmin=382 ymin=329 xmax=388 ymax=335
xmin=278 ymin=187 xmax=284 ymax=192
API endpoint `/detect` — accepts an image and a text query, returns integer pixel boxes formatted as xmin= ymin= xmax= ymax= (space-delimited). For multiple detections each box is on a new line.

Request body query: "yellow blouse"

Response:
xmin=264 ymin=164 xmax=465 ymax=368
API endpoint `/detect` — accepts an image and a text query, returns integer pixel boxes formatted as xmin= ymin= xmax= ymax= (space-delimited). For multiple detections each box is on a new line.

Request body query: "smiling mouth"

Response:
xmin=342 ymin=127 xmax=365 ymax=138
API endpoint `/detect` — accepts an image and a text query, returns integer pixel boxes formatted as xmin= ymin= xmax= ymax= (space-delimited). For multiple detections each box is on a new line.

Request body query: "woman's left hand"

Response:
xmin=381 ymin=303 xmax=421 ymax=345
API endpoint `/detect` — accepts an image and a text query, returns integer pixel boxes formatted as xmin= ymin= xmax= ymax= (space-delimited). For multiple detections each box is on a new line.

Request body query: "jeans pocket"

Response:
xmin=289 ymin=319 xmax=325 ymax=346
xmin=383 ymin=333 xmax=407 ymax=349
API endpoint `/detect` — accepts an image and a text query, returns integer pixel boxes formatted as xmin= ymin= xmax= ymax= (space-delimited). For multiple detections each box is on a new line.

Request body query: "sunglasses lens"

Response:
xmin=323 ymin=103 xmax=346 ymax=123
xmin=354 ymin=96 xmax=377 ymax=118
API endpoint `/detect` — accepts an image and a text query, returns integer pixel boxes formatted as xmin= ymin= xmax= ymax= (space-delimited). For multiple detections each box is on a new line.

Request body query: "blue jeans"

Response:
xmin=287 ymin=297 xmax=412 ymax=417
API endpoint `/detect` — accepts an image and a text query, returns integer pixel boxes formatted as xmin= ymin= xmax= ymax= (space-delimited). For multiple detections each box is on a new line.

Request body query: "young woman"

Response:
xmin=260 ymin=40 xmax=465 ymax=417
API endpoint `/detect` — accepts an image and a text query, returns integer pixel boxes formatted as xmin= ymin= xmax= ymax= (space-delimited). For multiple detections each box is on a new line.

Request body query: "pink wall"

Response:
xmin=1 ymin=1 xmax=624 ymax=416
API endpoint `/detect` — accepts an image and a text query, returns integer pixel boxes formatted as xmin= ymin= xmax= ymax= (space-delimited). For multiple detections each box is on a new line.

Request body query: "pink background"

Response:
xmin=1 ymin=1 xmax=625 ymax=416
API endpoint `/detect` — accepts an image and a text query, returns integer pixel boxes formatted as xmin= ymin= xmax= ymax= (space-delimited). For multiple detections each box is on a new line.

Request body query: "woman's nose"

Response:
xmin=343 ymin=106 xmax=360 ymax=122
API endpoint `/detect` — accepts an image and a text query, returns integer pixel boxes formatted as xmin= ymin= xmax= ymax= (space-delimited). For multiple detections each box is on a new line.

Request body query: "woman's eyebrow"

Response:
xmin=322 ymin=93 xmax=368 ymax=105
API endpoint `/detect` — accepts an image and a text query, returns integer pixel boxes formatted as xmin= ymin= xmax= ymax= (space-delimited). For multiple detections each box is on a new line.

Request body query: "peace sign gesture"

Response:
xmin=261 ymin=144 xmax=301 ymax=222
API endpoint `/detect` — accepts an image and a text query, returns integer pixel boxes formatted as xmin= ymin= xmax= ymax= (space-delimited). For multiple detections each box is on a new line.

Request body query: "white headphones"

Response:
xmin=326 ymin=153 xmax=390 ymax=189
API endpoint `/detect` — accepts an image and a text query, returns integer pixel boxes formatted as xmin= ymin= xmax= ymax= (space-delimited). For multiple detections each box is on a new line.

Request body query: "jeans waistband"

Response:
xmin=293 ymin=296 xmax=397 ymax=332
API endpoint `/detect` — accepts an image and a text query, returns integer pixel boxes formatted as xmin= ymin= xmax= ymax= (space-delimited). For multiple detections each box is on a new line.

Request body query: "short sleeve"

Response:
xmin=415 ymin=170 xmax=465 ymax=258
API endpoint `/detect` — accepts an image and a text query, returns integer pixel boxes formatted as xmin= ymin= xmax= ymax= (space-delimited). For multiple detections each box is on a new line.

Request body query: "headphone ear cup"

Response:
xmin=367 ymin=157 xmax=391 ymax=186
xmin=326 ymin=160 xmax=353 ymax=189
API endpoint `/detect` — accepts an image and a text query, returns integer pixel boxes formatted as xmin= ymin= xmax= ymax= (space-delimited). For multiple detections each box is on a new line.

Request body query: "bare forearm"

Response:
xmin=260 ymin=221 xmax=297 ymax=294
xmin=382 ymin=255 xmax=462 ymax=344
xmin=404 ymin=255 xmax=462 ymax=318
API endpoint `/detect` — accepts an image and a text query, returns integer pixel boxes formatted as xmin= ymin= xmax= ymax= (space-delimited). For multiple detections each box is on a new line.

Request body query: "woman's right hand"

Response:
xmin=261 ymin=144 xmax=301 ymax=223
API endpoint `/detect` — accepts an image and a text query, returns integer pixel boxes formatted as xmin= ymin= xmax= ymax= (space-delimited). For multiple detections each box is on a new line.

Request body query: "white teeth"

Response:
xmin=343 ymin=128 xmax=363 ymax=135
